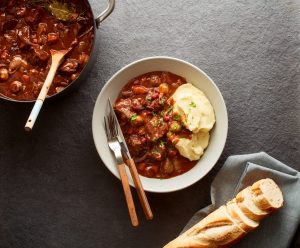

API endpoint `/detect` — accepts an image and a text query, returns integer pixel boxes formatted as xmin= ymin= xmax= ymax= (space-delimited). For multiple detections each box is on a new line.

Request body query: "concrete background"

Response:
xmin=0 ymin=0 xmax=299 ymax=247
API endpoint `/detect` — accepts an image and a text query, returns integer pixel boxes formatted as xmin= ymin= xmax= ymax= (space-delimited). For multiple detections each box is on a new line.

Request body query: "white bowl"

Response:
xmin=92 ymin=56 xmax=228 ymax=193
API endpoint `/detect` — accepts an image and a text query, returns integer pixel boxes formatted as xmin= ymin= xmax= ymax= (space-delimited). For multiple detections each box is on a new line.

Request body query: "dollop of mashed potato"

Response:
xmin=172 ymin=83 xmax=215 ymax=133
xmin=171 ymin=83 xmax=215 ymax=161
xmin=175 ymin=131 xmax=210 ymax=161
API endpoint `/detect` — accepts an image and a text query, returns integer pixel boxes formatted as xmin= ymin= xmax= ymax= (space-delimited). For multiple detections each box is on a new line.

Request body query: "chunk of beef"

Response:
xmin=32 ymin=46 xmax=50 ymax=61
xmin=127 ymin=134 xmax=147 ymax=156
xmin=161 ymin=158 xmax=174 ymax=175
xmin=10 ymin=81 xmax=23 ymax=93
xmin=114 ymin=98 xmax=136 ymax=120
xmin=15 ymin=7 xmax=26 ymax=17
xmin=17 ymin=25 xmax=34 ymax=46
xmin=146 ymin=98 xmax=163 ymax=111
xmin=131 ymin=97 xmax=145 ymax=112
xmin=149 ymin=75 xmax=161 ymax=86
xmin=149 ymin=143 xmax=166 ymax=162
xmin=145 ymin=116 xmax=168 ymax=141
xmin=25 ymin=8 xmax=41 ymax=24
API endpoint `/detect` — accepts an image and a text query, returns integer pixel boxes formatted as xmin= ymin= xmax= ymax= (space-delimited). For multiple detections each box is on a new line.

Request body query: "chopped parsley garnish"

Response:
xmin=166 ymin=106 xmax=173 ymax=113
xmin=159 ymin=97 xmax=166 ymax=105
xmin=146 ymin=96 xmax=151 ymax=101
xmin=171 ymin=124 xmax=179 ymax=132
xmin=159 ymin=140 xmax=166 ymax=147
xmin=130 ymin=114 xmax=138 ymax=121
xmin=173 ymin=114 xmax=180 ymax=121
xmin=189 ymin=101 xmax=197 ymax=108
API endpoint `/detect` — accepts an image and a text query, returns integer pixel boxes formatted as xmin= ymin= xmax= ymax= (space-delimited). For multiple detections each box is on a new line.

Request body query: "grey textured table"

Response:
xmin=0 ymin=0 xmax=299 ymax=247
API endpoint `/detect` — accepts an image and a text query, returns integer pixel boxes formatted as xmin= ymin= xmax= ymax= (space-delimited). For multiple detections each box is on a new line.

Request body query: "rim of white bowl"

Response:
xmin=92 ymin=56 xmax=228 ymax=193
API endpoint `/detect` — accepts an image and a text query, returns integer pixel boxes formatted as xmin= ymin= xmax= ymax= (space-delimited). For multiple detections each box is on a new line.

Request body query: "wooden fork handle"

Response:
xmin=117 ymin=163 xmax=139 ymax=227
xmin=127 ymin=158 xmax=153 ymax=220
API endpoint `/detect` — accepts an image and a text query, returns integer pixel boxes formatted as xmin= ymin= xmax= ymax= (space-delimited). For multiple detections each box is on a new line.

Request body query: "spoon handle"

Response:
xmin=25 ymin=51 xmax=65 ymax=131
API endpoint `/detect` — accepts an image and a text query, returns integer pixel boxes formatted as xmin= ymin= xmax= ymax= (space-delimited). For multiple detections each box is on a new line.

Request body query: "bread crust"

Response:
xmin=164 ymin=206 xmax=245 ymax=248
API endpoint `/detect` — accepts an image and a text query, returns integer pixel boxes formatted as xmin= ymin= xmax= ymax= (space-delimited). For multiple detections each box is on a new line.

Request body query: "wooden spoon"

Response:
xmin=25 ymin=49 xmax=71 ymax=132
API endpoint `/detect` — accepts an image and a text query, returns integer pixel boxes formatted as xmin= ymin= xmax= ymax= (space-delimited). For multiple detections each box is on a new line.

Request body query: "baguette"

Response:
xmin=164 ymin=178 xmax=283 ymax=248
xmin=236 ymin=187 xmax=269 ymax=221
xmin=226 ymin=200 xmax=258 ymax=232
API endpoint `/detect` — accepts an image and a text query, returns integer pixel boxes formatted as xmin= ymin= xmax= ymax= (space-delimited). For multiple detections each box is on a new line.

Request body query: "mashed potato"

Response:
xmin=172 ymin=83 xmax=215 ymax=133
xmin=175 ymin=131 xmax=210 ymax=161
xmin=171 ymin=83 xmax=215 ymax=161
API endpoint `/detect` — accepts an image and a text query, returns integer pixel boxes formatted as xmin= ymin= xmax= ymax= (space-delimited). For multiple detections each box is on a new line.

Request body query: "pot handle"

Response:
xmin=95 ymin=0 xmax=115 ymax=29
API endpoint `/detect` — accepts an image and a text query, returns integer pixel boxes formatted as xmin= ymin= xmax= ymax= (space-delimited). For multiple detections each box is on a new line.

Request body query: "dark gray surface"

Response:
xmin=0 ymin=0 xmax=299 ymax=247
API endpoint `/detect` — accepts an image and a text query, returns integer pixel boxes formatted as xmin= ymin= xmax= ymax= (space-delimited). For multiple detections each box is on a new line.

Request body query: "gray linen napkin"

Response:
xmin=182 ymin=152 xmax=300 ymax=248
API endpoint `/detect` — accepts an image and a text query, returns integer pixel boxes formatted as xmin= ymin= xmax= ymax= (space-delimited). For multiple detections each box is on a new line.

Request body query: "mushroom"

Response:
xmin=10 ymin=81 xmax=23 ymax=93
xmin=9 ymin=56 xmax=28 ymax=74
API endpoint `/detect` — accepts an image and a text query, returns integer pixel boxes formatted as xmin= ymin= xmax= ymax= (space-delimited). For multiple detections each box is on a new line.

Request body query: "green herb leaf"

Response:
xmin=173 ymin=114 xmax=180 ymax=121
xmin=146 ymin=96 xmax=151 ymax=101
xmin=159 ymin=140 xmax=166 ymax=147
xmin=130 ymin=114 xmax=138 ymax=122
xmin=166 ymin=106 xmax=173 ymax=113
xmin=189 ymin=101 xmax=197 ymax=108
xmin=159 ymin=97 xmax=166 ymax=105
xmin=171 ymin=124 xmax=179 ymax=132
xmin=46 ymin=1 xmax=85 ymax=22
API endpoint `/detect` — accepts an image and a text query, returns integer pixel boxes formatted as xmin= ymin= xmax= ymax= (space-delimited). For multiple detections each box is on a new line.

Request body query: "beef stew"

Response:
xmin=0 ymin=0 xmax=94 ymax=101
xmin=114 ymin=71 xmax=198 ymax=179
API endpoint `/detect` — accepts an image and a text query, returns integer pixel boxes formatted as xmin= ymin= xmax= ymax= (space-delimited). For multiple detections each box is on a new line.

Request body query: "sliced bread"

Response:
xmin=250 ymin=178 xmax=284 ymax=211
xmin=236 ymin=186 xmax=269 ymax=221
xmin=226 ymin=200 xmax=259 ymax=232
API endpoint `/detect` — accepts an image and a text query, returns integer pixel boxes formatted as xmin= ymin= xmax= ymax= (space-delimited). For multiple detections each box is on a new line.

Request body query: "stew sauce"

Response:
xmin=115 ymin=71 xmax=198 ymax=179
xmin=0 ymin=0 xmax=94 ymax=101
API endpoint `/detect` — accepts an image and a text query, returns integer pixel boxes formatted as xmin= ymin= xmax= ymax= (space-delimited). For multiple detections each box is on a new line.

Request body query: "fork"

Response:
xmin=104 ymin=114 xmax=139 ymax=227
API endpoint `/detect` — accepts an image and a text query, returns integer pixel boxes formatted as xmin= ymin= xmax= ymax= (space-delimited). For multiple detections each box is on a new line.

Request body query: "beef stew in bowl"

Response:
xmin=92 ymin=56 xmax=228 ymax=193
xmin=114 ymin=72 xmax=200 ymax=179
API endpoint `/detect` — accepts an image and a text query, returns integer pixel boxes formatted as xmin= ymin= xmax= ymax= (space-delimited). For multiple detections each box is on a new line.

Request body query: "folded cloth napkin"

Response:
xmin=182 ymin=152 xmax=300 ymax=248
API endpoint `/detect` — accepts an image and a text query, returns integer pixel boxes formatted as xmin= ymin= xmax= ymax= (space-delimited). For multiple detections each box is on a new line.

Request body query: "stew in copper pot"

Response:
xmin=114 ymin=71 xmax=198 ymax=179
xmin=0 ymin=0 xmax=94 ymax=101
